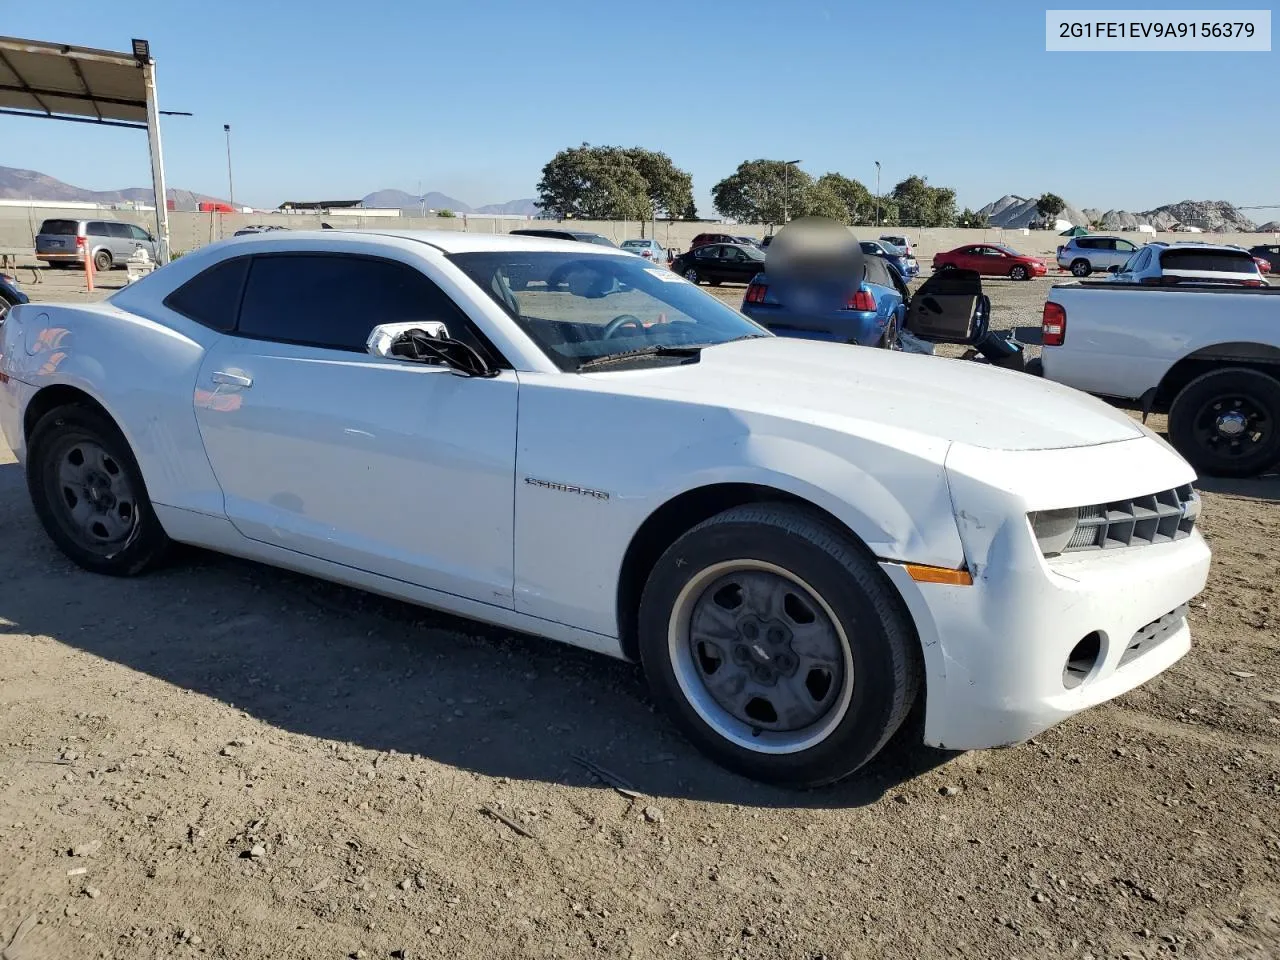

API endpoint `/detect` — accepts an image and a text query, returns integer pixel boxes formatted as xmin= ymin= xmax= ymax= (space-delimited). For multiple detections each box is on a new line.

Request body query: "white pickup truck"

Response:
xmin=1040 ymin=280 xmax=1280 ymax=477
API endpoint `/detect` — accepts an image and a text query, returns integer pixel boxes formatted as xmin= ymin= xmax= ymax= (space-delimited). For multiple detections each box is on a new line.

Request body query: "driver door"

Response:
xmin=189 ymin=251 xmax=519 ymax=606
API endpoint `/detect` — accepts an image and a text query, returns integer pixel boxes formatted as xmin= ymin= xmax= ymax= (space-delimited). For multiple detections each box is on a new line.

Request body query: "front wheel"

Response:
xmin=1167 ymin=368 xmax=1280 ymax=478
xmin=1009 ymin=264 xmax=1029 ymax=281
xmin=26 ymin=404 xmax=170 ymax=575
xmin=637 ymin=504 xmax=921 ymax=787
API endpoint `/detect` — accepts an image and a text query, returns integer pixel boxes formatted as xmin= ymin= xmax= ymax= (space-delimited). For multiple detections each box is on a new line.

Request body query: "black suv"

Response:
xmin=508 ymin=229 xmax=616 ymax=247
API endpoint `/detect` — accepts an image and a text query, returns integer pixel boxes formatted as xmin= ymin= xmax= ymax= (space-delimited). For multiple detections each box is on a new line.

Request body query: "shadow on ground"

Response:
xmin=0 ymin=460 xmax=953 ymax=808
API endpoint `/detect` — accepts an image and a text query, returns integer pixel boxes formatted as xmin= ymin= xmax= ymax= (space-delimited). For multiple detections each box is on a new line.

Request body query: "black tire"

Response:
xmin=1167 ymin=367 xmax=1280 ymax=478
xmin=683 ymin=268 xmax=700 ymax=284
xmin=1070 ymin=259 xmax=1091 ymax=277
xmin=1009 ymin=264 xmax=1029 ymax=281
xmin=637 ymin=503 xmax=921 ymax=788
xmin=26 ymin=404 xmax=170 ymax=575
xmin=709 ymin=279 xmax=722 ymax=287
xmin=93 ymin=249 xmax=113 ymax=272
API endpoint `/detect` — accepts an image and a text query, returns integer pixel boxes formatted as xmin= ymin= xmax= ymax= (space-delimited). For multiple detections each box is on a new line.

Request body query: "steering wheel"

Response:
xmin=603 ymin=314 xmax=645 ymax=339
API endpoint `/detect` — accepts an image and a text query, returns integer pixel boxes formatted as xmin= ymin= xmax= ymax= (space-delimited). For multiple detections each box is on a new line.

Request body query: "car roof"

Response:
xmin=215 ymin=228 xmax=632 ymax=257
xmin=1156 ymin=241 xmax=1253 ymax=252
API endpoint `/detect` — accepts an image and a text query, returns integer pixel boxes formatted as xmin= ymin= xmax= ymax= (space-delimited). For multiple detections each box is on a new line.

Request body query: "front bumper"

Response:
xmin=885 ymin=435 xmax=1210 ymax=750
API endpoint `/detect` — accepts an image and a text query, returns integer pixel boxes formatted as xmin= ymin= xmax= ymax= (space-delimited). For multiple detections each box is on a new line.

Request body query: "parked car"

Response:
xmin=861 ymin=240 xmax=919 ymax=281
xmin=739 ymin=253 xmax=907 ymax=348
xmin=932 ymin=243 xmax=1046 ymax=280
xmin=233 ymin=225 xmax=290 ymax=237
xmin=1107 ymin=242 xmax=1266 ymax=287
xmin=1055 ymin=236 xmax=1141 ymax=277
xmin=619 ymin=238 xmax=666 ymax=263
xmin=1247 ymin=244 xmax=1277 ymax=274
xmin=0 ymin=272 xmax=29 ymax=323
xmin=760 ymin=234 xmax=775 ymax=248
xmin=689 ymin=232 xmax=739 ymax=248
xmin=880 ymin=234 xmax=914 ymax=255
xmin=1040 ymin=278 xmax=1280 ymax=476
xmin=35 ymin=218 xmax=160 ymax=272
xmin=670 ymin=242 xmax=766 ymax=286
xmin=509 ymin=228 xmax=616 ymax=247
xmin=0 ymin=228 xmax=1211 ymax=786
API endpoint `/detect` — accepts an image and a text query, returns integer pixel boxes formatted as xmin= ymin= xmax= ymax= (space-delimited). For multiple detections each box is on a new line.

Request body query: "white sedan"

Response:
xmin=0 ymin=230 xmax=1211 ymax=786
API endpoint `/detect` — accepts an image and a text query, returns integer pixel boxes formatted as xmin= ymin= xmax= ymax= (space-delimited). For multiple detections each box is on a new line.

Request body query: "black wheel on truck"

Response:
xmin=1167 ymin=367 xmax=1280 ymax=478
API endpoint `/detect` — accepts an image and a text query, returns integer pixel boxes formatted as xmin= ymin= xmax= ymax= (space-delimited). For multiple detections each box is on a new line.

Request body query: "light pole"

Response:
xmin=223 ymin=124 xmax=235 ymax=210
xmin=874 ymin=160 xmax=881 ymax=226
xmin=783 ymin=159 xmax=801 ymax=224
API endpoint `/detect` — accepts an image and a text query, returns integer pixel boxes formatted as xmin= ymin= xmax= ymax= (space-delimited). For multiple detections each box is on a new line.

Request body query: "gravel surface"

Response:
xmin=1 ymin=268 xmax=1277 ymax=959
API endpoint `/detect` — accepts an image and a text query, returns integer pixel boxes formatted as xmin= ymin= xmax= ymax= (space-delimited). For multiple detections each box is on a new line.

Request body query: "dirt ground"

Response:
xmin=1 ymin=268 xmax=1277 ymax=960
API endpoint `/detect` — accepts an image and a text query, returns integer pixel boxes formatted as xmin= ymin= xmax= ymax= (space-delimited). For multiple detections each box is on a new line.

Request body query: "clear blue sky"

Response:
xmin=3 ymin=1 xmax=1277 ymax=217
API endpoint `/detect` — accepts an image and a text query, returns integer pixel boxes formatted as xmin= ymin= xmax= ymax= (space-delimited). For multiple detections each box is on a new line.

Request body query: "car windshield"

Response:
xmin=450 ymin=250 xmax=770 ymax=371
xmin=993 ymin=245 xmax=1022 ymax=256
xmin=584 ymin=235 xmax=616 ymax=247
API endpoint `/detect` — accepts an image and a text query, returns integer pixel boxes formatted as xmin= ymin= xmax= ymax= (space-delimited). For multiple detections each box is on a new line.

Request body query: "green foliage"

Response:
xmin=814 ymin=173 xmax=875 ymax=224
xmin=1036 ymin=192 xmax=1066 ymax=220
xmin=536 ymin=144 xmax=694 ymax=220
xmin=437 ymin=209 xmax=456 ymax=218
xmin=711 ymin=160 xmax=813 ymax=225
xmin=958 ymin=207 xmax=991 ymax=228
xmin=890 ymin=175 xmax=956 ymax=227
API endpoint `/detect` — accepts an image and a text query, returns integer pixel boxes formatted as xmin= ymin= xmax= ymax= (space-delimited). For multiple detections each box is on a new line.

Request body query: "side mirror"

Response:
xmin=367 ymin=321 xmax=450 ymax=358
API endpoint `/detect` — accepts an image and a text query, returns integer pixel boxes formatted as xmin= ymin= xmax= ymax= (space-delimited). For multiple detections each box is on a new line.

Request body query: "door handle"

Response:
xmin=211 ymin=371 xmax=253 ymax=388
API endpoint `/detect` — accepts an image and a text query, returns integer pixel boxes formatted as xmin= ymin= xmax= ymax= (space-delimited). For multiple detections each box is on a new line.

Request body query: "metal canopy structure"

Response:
xmin=0 ymin=35 xmax=171 ymax=261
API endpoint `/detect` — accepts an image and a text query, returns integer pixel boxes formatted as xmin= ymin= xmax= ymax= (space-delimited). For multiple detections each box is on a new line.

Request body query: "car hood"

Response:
xmin=590 ymin=336 xmax=1144 ymax=452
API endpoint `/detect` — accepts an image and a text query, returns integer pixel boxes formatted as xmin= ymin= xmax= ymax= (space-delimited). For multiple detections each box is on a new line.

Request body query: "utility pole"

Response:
xmin=783 ymin=159 xmax=801 ymax=224
xmin=874 ymin=161 xmax=881 ymax=226
xmin=224 ymin=124 xmax=235 ymax=210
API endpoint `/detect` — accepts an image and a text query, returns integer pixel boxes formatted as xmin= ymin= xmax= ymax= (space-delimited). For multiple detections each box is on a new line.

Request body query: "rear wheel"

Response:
xmin=1070 ymin=259 xmax=1091 ymax=277
xmin=637 ymin=504 xmax=921 ymax=787
xmin=26 ymin=404 xmax=170 ymax=575
xmin=1009 ymin=264 xmax=1029 ymax=281
xmin=683 ymin=268 xmax=700 ymax=284
xmin=93 ymin=249 xmax=113 ymax=272
xmin=1167 ymin=367 xmax=1280 ymax=478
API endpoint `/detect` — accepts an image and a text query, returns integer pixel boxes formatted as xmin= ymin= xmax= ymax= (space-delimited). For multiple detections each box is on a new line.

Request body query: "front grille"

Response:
xmin=1118 ymin=604 xmax=1188 ymax=667
xmin=1063 ymin=485 xmax=1199 ymax=553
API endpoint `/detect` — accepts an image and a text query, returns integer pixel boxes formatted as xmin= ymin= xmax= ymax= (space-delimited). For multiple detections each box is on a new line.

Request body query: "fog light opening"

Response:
xmin=1063 ymin=632 xmax=1103 ymax=689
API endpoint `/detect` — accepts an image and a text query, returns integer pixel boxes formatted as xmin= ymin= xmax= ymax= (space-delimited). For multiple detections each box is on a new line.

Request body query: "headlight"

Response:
xmin=1028 ymin=507 xmax=1079 ymax=556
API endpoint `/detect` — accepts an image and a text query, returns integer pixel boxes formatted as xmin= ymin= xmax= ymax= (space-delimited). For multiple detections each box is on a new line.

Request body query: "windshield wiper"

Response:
xmin=577 ymin=345 xmax=704 ymax=371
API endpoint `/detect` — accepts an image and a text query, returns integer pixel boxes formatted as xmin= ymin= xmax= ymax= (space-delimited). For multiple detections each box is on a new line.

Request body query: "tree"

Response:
xmin=437 ymin=209 xmax=456 ymax=219
xmin=535 ymin=144 xmax=694 ymax=221
xmin=622 ymin=148 xmax=694 ymax=219
xmin=957 ymin=207 xmax=990 ymax=228
xmin=1036 ymin=192 xmax=1066 ymax=220
xmin=890 ymin=175 xmax=957 ymax=227
xmin=814 ymin=173 xmax=875 ymax=225
xmin=712 ymin=160 xmax=814 ymax=225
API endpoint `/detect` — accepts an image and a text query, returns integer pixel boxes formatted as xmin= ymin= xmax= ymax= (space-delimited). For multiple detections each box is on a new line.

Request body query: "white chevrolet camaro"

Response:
xmin=0 ymin=230 xmax=1211 ymax=786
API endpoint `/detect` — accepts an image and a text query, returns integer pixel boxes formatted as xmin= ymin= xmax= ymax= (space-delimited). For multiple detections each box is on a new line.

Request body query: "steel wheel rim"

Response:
xmin=667 ymin=560 xmax=854 ymax=755
xmin=47 ymin=437 xmax=139 ymax=553
xmin=1191 ymin=394 xmax=1272 ymax=460
xmin=1012 ymin=266 xmax=1027 ymax=280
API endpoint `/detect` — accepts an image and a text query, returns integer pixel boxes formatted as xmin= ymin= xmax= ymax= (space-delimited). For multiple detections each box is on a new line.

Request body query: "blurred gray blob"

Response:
xmin=765 ymin=217 xmax=865 ymax=302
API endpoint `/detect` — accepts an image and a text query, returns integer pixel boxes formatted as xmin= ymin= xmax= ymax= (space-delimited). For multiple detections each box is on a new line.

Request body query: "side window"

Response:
xmin=695 ymin=246 xmax=716 ymax=260
xmin=237 ymin=254 xmax=473 ymax=354
xmin=1115 ymin=239 xmax=1136 ymax=252
xmin=724 ymin=247 xmax=745 ymax=262
xmin=1131 ymin=249 xmax=1152 ymax=272
xmin=128 ymin=224 xmax=151 ymax=241
xmin=1076 ymin=238 xmax=1097 ymax=250
xmin=104 ymin=222 xmax=132 ymax=239
xmin=163 ymin=257 xmax=251 ymax=332
xmin=86 ymin=221 xmax=111 ymax=238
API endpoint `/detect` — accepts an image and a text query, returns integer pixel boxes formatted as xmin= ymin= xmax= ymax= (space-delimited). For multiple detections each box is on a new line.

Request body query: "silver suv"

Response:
xmin=1055 ymin=235 xmax=1141 ymax=277
xmin=35 ymin=218 xmax=159 ymax=272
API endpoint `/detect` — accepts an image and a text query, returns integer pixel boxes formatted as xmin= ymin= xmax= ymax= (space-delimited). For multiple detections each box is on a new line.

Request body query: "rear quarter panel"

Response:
xmin=2 ymin=298 xmax=226 ymax=517
xmin=1041 ymin=285 xmax=1280 ymax=399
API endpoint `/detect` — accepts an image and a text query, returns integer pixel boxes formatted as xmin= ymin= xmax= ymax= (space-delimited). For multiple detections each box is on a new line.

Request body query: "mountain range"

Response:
xmin=0 ymin=165 xmax=538 ymax=216
xmin=977 ymin=194 xmax=1259 ymax=233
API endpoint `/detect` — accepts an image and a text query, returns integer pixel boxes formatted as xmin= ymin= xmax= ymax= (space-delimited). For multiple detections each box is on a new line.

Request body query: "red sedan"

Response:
xmin=932 ymin=243 xmax=1047 ymax=281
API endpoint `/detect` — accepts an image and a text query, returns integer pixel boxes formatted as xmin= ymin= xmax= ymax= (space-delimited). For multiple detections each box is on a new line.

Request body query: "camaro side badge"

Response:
xmin=524 ymin=476 xmax=610 ymax=501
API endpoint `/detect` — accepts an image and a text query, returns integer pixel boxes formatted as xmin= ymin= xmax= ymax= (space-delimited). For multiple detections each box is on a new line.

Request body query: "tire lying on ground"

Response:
xmin=637 ymin=503 xmax=921 ymax=788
